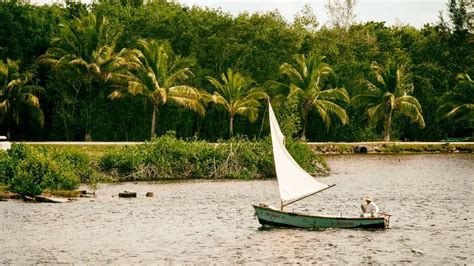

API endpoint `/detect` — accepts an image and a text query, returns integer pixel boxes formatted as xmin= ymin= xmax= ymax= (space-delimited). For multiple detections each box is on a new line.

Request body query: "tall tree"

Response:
xmin=207 ymin=68 xmax=267 ymax=138
xmin=39 ymin=13 xmax=128 ymax=141
xmin=447 ymin=0 xmax=469 ymax=33
xmin=0 ymin=59 xmax=44 ymax=139
xmin=293 ymin=3 xmax=319 ymax=33
xmin=437 ymin=73 xmax=473 ymax=123
xmin=352 ymin=59 xmax=425 ymax=141
xmin=109 ymin=39 xmax=204 ymax=139
xmin=325 ymin=0 xmax=357 ymax=30
xmin=275 ymin=54 xmax=349 ymax=140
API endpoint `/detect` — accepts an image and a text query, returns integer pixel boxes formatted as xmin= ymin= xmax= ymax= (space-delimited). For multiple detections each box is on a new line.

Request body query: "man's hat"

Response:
xmin=365 ymin=195 xmax=373 ymax=202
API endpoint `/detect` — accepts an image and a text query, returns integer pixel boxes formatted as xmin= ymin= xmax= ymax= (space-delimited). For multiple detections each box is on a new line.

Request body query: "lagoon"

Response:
xmin=0 ymin=154 xmax=472 ymax=264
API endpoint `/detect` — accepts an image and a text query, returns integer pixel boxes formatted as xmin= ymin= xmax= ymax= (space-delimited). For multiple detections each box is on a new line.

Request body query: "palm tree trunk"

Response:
xmin=85 ymin=79 xmax=92 ymax=141
xmin=85 ymin=132 xmax=92 ymax=142
xmin=301 ymin=109 xmax=309 ymax=141
xmin=229 ymin=115 xmax=234 ymax=138
xmin=383 ymin=110 xmax=393 ymax=142
xmin=6 ymin=117 xmax=11 ymax=140
xmin=151 ymin=106 xmax=158 ymax=140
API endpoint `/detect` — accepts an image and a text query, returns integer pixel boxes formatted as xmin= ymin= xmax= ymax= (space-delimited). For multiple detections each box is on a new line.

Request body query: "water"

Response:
xmin=0 ymin=154 xmax=472 ymax=264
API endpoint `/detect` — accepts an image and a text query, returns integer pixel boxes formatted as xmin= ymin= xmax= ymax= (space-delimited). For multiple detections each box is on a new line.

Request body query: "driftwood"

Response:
xmin=0 ymin=192 xmax=20 ymax=201
xmin=34 ymin=195 xmax=69 ymax=203
xmin=119 ymin=191 xmax=137 ymax=198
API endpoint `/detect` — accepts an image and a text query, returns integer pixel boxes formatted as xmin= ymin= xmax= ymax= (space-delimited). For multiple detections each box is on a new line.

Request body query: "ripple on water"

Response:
xmin=0 ymin=154 xmax=472 ymax=264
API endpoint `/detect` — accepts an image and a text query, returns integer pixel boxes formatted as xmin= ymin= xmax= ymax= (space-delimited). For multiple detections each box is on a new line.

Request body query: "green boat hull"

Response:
xmin=253 ymin=204 xmax=389 ymax=229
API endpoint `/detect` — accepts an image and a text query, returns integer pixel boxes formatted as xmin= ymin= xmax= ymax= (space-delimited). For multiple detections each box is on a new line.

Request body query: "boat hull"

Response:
xmin=253 ymin=204 xmax=389 ymax=229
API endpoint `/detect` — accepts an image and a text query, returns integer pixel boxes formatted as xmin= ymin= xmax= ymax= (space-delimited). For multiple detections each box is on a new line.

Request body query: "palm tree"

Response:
xmin=352 ymin=59 xmax=425 ymax=141
xmin=0 ymin=59 xmax=44 ymax=138
xmin=207 ymin=68 xmax=267 ymax=138
xmin=275 ymin=54 xmax=349 ymax=140
xmin=39 ymin=13 xmax=130 ymax=141
xmin=437 ymin=73 xmax=473 ymax=123
xmin=109 ymin=39 xmax=204 ymax=139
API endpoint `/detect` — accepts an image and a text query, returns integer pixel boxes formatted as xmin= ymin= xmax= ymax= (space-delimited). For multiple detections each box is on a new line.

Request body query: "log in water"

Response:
xmin=0 ymin=154 xmax=472 ymax=264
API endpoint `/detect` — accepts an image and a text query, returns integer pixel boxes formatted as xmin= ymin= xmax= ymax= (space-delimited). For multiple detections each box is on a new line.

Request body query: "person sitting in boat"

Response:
xmin=361 ymin=195 xmax=379 ymax=217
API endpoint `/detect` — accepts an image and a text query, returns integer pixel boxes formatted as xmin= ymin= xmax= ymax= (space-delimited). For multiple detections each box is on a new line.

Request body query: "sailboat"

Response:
xmin=253 ymin=103 xmax=390 ymax=229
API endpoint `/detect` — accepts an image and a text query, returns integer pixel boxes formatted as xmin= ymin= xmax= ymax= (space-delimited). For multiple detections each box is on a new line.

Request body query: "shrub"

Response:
xmin=4 ymin=144 xmax=81 ymax=196
xmin=99 ymin=146 xmax=144 ymax=175
xmin=0 ymin=150 xmax=11 ymax=184
xmin=99 ymin=134 xmax=328 ymax=180
xmin=49 ymin=148 xmax=94 ymax=183
xmin=0 ymin=144 xmax=26 ymax=184
xmin=286 ymin=139 xmax=330 ymax=176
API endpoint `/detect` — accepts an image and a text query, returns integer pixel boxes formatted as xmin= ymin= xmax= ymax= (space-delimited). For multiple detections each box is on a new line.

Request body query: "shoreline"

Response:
xmin=2 ymin=152 xmax=471 ymax=202
xmin=307 ymin=142 xmax=474 ymax=154
xmin=20 ymin=141 xmax=474 ymax=155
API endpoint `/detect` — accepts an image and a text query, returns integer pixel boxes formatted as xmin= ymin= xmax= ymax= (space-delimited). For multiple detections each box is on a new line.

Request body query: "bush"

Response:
xmin=0 ymin=150 xmax=10 ymax=184
xmin=99 ymin=134 xmax=328 ymax=180
xmin=3 ymin=144 xmax=82 ymax=196
xmin=49 ymin=148 xmax=94 ymax=183
xmin=0 ymin=144 xmax=26 ymax=184
xmin=286 ymin=139 xmax=330 ymax=176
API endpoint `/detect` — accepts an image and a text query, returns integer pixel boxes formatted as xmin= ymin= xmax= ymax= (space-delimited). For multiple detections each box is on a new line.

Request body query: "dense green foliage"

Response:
xmin=0 ymin=58 xmax=44 ymax=138
xmin=0 ymin=0 xmax=472 ymax=141
xmin=437 ymin=73 xmax=474 ymax=124
xmin=0 ymin=135 xmax=328 ymax=195
xmin=0 ymin=144 xmax=87 ymax=195
xmin=99 ymin=133 xmax=329 ymax=180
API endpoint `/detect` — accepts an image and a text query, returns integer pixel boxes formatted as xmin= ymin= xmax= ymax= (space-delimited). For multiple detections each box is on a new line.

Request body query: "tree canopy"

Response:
xmin=0 ymin=0 xmax=472 ymax=141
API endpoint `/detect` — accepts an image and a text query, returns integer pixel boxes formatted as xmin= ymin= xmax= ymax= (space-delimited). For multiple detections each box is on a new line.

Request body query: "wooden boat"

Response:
xmin=254 ymin=204 xmax=389 ymax=229
xmin=253 ymin=102 xmax=390 ymax=229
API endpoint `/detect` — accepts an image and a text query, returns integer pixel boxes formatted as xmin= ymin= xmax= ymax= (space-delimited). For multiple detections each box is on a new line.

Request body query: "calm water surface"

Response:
xmin=1 ymin=154 xmax=472 ymax=264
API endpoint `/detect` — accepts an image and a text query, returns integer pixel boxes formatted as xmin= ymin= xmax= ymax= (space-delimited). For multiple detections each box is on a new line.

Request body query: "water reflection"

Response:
xmin=0 ymin=154 xmax=472 ymax=264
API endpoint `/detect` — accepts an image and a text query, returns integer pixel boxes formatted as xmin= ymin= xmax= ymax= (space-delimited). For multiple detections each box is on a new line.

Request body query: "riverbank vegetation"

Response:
xmin=0 ymin=136 xmax=329 ymax=196
xmin=99 ymin=133 xmax=329 ymax=180
xmin=0 ymin=144 xmax=92 ymax=196
xmin=0 ymin=0 xmax=472 ymax=142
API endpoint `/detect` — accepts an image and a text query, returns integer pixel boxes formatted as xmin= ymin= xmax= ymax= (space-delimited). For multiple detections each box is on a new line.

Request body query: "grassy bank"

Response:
xmin=25 ymin=143 xmax=131 ymax=161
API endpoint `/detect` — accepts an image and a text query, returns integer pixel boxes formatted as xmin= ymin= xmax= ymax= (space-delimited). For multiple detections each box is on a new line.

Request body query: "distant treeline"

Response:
xmin=0 ymin=0 xmax=472 ymax=142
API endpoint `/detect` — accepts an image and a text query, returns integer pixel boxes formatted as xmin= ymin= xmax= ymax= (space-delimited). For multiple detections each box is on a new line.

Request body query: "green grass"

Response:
xmin=27 ymin=144 xmax=128 ymax=162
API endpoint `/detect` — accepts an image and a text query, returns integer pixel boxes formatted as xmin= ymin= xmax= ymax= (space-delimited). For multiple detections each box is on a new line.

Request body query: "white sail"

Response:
xmin=268 ymin=103 xmax=330 ymax=207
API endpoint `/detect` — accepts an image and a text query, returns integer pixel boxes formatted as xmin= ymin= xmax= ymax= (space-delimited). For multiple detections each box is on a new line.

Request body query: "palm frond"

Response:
xmin=318 ymin=88 xmax=350 ymax=103
xmin=397 ymin=101 xmax=425 ymax=127
xmin=314 ymin=100 xmax=349 ymax=125
xmin=280 ymin=62 xmax=304 ymax=85
xmin=235 ymin=106 xmax=259 ymax=122
xmin=352 ymin=93 xmax=378 ymax=107
xmin=313 ymin=103 xmax=331 ymax=129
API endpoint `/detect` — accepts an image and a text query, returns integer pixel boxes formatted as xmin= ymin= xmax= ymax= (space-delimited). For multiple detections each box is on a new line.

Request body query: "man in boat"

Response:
xmin=361 ymin=195 xmax=379 ymax=217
